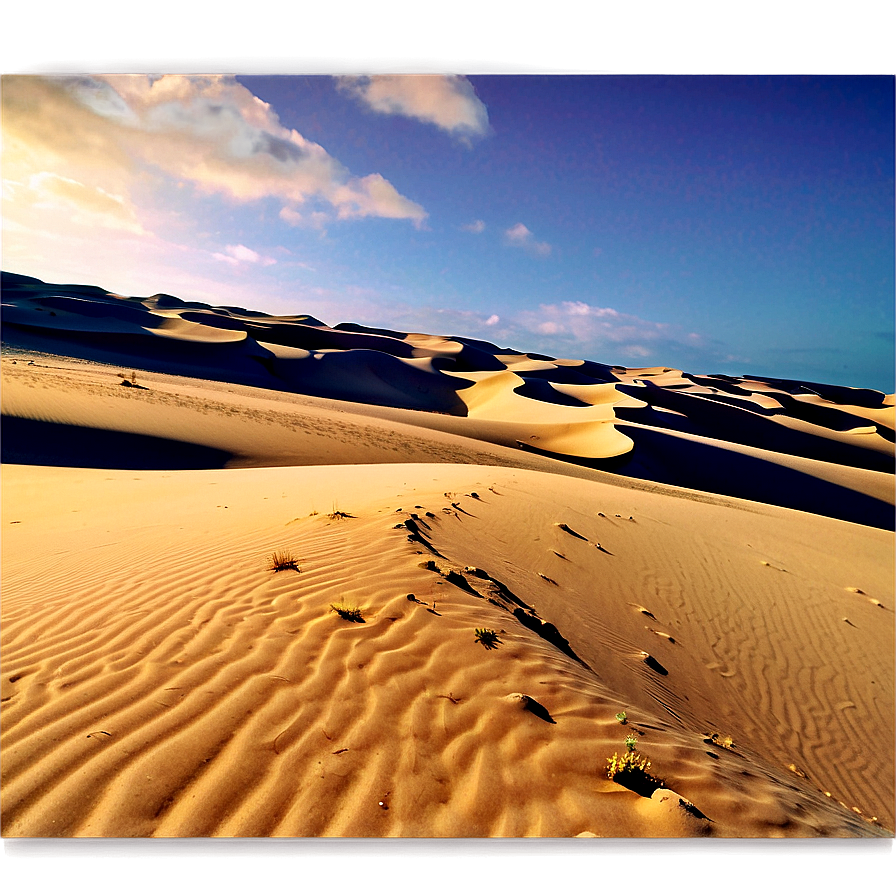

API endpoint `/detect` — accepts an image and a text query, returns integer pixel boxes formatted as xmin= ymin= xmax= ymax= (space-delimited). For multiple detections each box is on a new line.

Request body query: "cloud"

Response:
xmin=212 ymin=243 xmax=276 ymax=267
xmin=337 ymin=75 xmax=489 ymax=141
xmin=1 ymin=74 xmax=427 ymax=227
xmin=4 ymin=170 xmax=146 ymax=235
xmin=279 ymin=206 xmax=330 ymax=232
xmin=517 ymin=300 xmax=708 ymax=362
xmin=331 ymin=173 xmax=427 ymax=224
xmin=462 ymin=219 xmax=486 ymax=234
xmin=504 ymin=222 xmax=551 ymax=256
xmin=30 ymin=172 xmax=128 ymax=217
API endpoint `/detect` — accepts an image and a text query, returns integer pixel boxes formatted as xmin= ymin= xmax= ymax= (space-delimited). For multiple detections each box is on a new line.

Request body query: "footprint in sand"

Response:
xmin=705 ymin=662 xmax=736 ymax=677
xmin=555 ymin=522 xmax=588 ymax=541
xmin=759 ymin=560 xmax=787 ymax=572
xmin=505 ymin=692 xmax=556 ymax=724
xmin=639 ymin=651 xmax=668 ymax=675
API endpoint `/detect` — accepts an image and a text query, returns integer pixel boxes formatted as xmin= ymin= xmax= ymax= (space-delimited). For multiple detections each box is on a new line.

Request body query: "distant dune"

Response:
xmin=3 ymin=272 xmax=893 ymax=528
xmin=1 ymin=273 xmax=893 ymax=837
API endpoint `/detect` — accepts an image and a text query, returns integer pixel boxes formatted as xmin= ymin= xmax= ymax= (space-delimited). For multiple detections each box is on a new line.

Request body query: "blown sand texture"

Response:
xmin=2 ymin=461 xmax=893 ymax=837
xmin=1 ymin=274 xmax=894 ymax=838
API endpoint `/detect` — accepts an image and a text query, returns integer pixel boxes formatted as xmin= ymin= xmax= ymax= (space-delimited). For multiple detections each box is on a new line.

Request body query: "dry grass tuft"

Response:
xmin=267 ymin=550 xmax=301 ymax=573
xmin=330 ymin=603 xmax=365 ymax=622
xmin=474 ymin=628 xmax=502 ymax=649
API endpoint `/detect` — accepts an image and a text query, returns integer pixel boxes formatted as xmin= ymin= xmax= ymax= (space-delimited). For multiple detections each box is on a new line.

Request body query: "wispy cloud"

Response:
xmin=212 ymin=243 xmax=277 ymax=267
xmin=337 ymin=75 xmax=489 ymax=142
xmin=4 ymin=171 xmax=146 ymax=235
xmin=2 ymin=75 xmax=427 ymax=228
xmin=504 ymin=222 xmax=551 ymax=256
xmin=517 ymin=300 xmax=710 ymax=363
xmin=461 ymin=219 xmax=486 ymax=233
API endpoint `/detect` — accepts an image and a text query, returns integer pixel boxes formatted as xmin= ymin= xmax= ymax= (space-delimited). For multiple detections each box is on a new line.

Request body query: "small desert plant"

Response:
xmin=607 ymin=736 xmax=663 ymax=797
xmin=327 ymin=502 xmax=355 ymax=520
xmin=474 ymin=628 xmax=502 ymax=649
xmin=607 ymin=750 xmax=653 ymax=779
xmin=706 ymin=732 xmax=735 ymax=750
xmin=267 ymin=550 xmax=301 ymax=572
xmin=616 ymin=710 xmax=627 ymax=724
xmin=330 ymin=603 xmax=365 ymax=622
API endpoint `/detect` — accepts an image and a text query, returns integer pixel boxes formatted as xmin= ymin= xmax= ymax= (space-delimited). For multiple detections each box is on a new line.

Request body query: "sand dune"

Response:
xmin=1 ymin=272 xmax=893 ymax=838
xmin=3 ymin=272 xmax=892 ymax=529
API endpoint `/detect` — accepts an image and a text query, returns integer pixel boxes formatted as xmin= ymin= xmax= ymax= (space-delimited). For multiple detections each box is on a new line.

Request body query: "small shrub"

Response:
xmin=606 ymin=749 xmax=663 ymax=797
xmin=706 ymin=732 xmax=735 ymax=750
xmin=268 ymin=550 xmax=301 ymax=572
xmin=624 ymin=733 xmax=638 ymax=752
xmin=615 ymin=710 xmax=627 ymax=724
xmin=330 ymin=603 xmax=365 ymax=622
xmin=474 ymin=628 xmax=502 ymax=649
xmin=328 ymin=510 xmax=356 ymax=520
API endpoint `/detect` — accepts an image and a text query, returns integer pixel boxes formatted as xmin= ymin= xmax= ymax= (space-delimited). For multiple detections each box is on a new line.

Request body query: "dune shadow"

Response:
xmin=609 ymin=424 xmax=895 ymax=531
xmin=519 ymin=425 xmax=894 ymax=530
xmin=1 ymin=416 xmax=234 ymax=470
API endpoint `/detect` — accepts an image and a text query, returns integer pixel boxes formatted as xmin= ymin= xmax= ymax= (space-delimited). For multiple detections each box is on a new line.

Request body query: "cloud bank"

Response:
xmin=2 ymin=75 xmax=427 ymax=228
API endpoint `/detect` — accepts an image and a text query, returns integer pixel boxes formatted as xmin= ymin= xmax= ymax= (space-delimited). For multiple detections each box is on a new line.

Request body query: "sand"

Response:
xmin=1 ymin=273 xmax=893 ymax=838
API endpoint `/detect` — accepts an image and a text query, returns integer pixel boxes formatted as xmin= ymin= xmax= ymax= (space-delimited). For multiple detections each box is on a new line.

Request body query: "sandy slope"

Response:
xmin=1 ymin=273 xmax=893 ymax=838
xmin=2 ymin=462 xmax=892 ymax=837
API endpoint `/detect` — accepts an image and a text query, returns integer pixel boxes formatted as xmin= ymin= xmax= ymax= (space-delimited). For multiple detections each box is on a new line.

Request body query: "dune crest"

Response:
xmin=3 ymin=272 xmax=892 ymax=528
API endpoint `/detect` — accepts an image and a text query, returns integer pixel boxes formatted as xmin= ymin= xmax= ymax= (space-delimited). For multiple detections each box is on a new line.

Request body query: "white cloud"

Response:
xmin=462 ymin=219 xmax=486 ymax=233
xmin=212 ymin=243 xmax=276 ymax=266
xmin=337 ymin=75 xmax=489 ymax=141
xmin=2 ymin=75 xmax=427 ymax=228
xmin=331 ymin=173 xmax=427 ymax=224
xmin=485 ymin=314 xmax=500 ymax=326
xmin=518 ymin=300 xmax=691 ymax=358
xmin=504 ymin=222 xmax=551 ymax=256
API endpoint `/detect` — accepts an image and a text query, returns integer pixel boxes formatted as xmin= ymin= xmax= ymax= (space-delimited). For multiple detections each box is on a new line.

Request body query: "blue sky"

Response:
xmin=3 ymin=73 xmax=893 ymax=390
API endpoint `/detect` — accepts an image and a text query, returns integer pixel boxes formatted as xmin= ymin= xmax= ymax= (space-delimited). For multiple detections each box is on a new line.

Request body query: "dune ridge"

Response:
xmin=3 ymin=271 xmax=893 ymax=529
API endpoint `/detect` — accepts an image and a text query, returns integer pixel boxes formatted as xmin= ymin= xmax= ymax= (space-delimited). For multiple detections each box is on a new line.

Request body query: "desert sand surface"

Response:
xmin=1 ymin=273 xmax=893 ymax=838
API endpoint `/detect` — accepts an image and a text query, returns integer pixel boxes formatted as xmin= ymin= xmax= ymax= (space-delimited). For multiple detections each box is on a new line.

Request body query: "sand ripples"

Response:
xmin=3 ymin=464 xmax=891 ymax=837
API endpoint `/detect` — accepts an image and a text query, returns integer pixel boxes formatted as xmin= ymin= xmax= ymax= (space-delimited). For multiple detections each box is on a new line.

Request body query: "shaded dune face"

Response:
xmin=2 ymin=271 xmax=894 ymax=530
